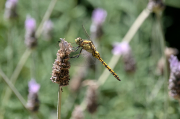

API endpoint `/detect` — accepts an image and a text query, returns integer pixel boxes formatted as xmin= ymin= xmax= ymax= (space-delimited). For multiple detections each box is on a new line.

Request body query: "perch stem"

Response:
xmin=57 ymin=86 xmax=62 ymax=119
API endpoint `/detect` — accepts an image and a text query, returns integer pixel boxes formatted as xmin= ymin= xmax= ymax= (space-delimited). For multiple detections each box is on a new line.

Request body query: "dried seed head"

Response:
xmin=85 ymin=81 xmax=98 ymax=114
xmin=50 ymin=38 xmax=72 ymax=86
xmin=26 ymin=79 xmax=40 ymax=112
xmin=71 ymin=105 xmax=84 ymax=119
xmin=168 ymin=55 xmax=180 ymax=100
xmin=147 ymin=0 xmax=165 ymax=13
xmin=24 ymin=15 xmax=37 ymax=48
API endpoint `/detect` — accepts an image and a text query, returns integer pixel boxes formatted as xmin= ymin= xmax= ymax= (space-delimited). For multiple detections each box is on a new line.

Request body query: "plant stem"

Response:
xmin=156 ymin=13 xmax=169 ymax=119
xmin=2 ymin=49 xmax=32 ymax=104
xmin=57 ymin=86 xmax=62 ymax=119
xmin=35 ymin=0 xmax=58 ymax=38
xmin=148 ymin=77 xmax=164 ymax=102
xmin=0 ymin=69 xmax=26 ymax=108
xmin=7 ymin=28 xmax=13 ymax=78
xmin=98 ymin=8 xmax=151 ymax=86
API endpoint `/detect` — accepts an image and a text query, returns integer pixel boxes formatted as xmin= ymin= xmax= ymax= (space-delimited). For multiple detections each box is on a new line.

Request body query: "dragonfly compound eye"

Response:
xmin=75 ymin=37 xmax=81 ymax=44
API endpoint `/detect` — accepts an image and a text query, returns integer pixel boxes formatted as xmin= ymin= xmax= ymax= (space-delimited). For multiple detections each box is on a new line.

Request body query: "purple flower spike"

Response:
xmin=24 ymin=15 xmax=37 ymax=48
xmin=25 ymin=16 xmax=36 ymax=32
xmin=4 ymin=0 xmax=18 ymax=19
xmin=168 ymin=55 xmax=180 ymax=100
xmin=28 ymin=79 xmax=40 ymax=94
xmin=92 ymin=8 xmax=107 ymax=25
xmin=169 ymin=55 xmax=180 ymax=73
xmin=5 ymin=0 xmax=18 ymax=9
xmin=112 ymin=41 xmax=131 ymax=55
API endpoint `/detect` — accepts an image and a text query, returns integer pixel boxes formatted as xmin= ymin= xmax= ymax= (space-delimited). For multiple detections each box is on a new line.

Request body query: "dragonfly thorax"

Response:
xmin=75 ymin=37 xmax=83 ymax=45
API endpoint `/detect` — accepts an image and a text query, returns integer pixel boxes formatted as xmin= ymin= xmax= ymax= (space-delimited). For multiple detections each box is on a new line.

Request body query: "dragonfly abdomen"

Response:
xmin=94 ymin=52 xmax=121 ymax=81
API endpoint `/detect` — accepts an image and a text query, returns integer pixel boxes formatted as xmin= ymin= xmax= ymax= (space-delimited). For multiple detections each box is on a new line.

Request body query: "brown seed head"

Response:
xmin=50 ymin=38 xmax=72 ymax=86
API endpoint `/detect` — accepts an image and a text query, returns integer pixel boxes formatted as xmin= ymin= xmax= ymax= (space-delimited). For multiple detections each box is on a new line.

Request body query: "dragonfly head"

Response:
xmin=75 ymin=37 xmax=83 ymax=45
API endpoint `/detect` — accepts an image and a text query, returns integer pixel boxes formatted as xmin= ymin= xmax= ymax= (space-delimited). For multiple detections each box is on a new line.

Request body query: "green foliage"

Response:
xmin=0 ymin=0 xmax=180 ymax=119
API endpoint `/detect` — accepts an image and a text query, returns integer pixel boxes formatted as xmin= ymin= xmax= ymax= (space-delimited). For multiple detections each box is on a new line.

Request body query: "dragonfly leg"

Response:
xmin=73 ymin=46 xmax=80 ymax=52
xmin=70 ymin=48 xmax=83 ymax=58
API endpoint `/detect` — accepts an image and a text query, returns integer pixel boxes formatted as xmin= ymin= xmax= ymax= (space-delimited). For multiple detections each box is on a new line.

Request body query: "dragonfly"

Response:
xmin=71 ymin=26 xmax=121 ymax=81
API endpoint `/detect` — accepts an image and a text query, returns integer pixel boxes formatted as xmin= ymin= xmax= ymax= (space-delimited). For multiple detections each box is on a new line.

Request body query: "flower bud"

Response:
xmin=24 ymin=16 xmax=37 ymax=48
xmin=112 ymin=41 xmax=136 ymax=73
xmin=4 ymin=0 xmax=18 ymax=19
xmin=26 ymin=79 xmax=40 ymax=112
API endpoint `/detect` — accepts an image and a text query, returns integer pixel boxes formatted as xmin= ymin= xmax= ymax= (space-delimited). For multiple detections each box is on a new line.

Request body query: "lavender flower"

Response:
xmin=25 ymin=16 xmax=36 ymax=32
xmin=156 ymin=47 xmax=178 ymax=75
xmin=42 ymin=20 xmax=53 ymax=41
xmin=4 ymin=0 xmax=18 ymax=19
xmin=28 ymin=79 xmax=40 ymax=93
xmin=92 ymin=8 xmax=107 ymax=25
xmin=90 ymin=8 xmax=107 ymax=40
xmin=168 ymin=55 xmax=180 ymax=100
xmin=24 ymin=16 xmax=37 ymax=48
xmin=26 ymin=79 xmax=40 ymax=112
xmin=169 ymin=55 xmax=180 ymax=77
xmin=169 ymin=55 xmax=180 ymax=100
xmin=112 ymin=41 xmax=136 ymax=73
xmin=112 ymin=41 xmax=131 ymax=55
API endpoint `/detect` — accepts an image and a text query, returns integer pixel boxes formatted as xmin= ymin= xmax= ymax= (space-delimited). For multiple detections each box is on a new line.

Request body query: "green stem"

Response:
xmin=7 ymin=28 xmax=13 ymax=78
xmin=35 ymin=0 xmax=58 ymax=38
xmin=148 ymin=77 xmax=164 ymax=102
xmin=57 ymin=86 xmax=62 ymax=119
xmin=0 ymin=69 xmax=26 ymax=108
xmin=2 ymin=49 xmax=32 ymax=104
xmin=156 ymin=13 xmax=169 ymax=119
xmin=98 ymin=8 xmax=152 ymax=86
xmin=31 ymin=51 xmax=36 ymax=79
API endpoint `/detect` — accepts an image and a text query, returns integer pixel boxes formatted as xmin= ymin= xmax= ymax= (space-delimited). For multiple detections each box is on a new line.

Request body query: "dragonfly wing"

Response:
xmin=81 ymin=25 xmax=99 ymax=49
xmin=69 ymin=49 xmax=97 ymax=67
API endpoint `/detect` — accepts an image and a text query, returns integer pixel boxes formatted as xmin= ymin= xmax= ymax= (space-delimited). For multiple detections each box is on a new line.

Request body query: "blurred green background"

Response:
xmin=0 ymin=0 xmax=180 ymax=119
